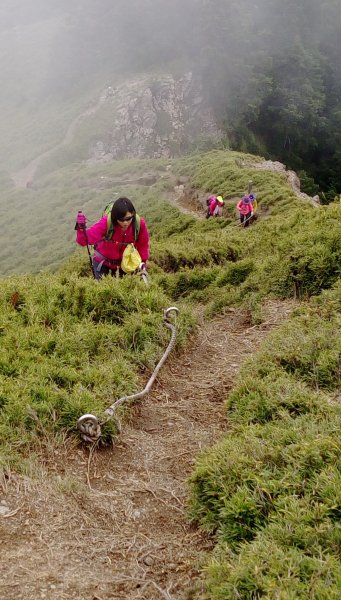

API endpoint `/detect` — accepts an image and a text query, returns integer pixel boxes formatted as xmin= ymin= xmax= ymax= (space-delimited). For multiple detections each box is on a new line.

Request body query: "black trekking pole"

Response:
xmin=234 ymin=214 xmax=253 ymax=228
xmin=75 ymin=211 xmax=96 ymax=279
xmin=242 ymin=214 xmax=253 ymax=227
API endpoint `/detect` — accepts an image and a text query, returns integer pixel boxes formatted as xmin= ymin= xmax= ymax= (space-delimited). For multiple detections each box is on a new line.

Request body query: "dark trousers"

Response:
xmin=101 ymin=266 xmax=125 ymax=278
xmin=93 ymin=259 xmax=124 ymax=280
xmin=240 ymin=213 xmax=251 ymax=227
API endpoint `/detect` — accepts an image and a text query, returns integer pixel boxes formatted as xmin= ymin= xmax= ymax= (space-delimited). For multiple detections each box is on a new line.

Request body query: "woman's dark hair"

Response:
xmin=111 ymin=197 xmax=136 ymax=224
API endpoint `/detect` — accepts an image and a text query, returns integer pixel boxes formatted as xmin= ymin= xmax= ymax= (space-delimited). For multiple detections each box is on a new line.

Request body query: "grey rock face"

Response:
xmin=87 ymin=72 xmax=222 ymax=163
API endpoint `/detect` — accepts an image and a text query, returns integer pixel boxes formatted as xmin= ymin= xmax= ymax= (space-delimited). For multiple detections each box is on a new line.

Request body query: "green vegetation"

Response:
xmin=189 ymin=285 xmax=341 ymax=597
xmin=1 ymin=1 xmax=340 ymax=592
xmin=0 ymin=146 xmax=340 ymax=595
xmin=0 ymin=157 xmax=170 ymax=275
xmin=0 ymin=270 xmax=194 ymax=472
xmin=150 ymin=152 xmax=341 ymax=315
xmin=3 ymin=150 xmax=341 ymax=282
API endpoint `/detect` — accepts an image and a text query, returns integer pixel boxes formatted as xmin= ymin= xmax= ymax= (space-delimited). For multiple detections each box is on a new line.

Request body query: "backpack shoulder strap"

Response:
xmin=103 ymin=202 xmax=114 ymax=240
xmin=133 ymin=214 xmax=141 ymax=241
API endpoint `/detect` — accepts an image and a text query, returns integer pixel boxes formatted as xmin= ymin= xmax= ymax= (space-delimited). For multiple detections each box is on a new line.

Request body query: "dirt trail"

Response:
xmin=11 ymin=93 xmax=106 ymax=189
xmin=1 ymin=301 xmax=294 ymax=600
xmin=166 ymin=186 xmax=206 ymax=220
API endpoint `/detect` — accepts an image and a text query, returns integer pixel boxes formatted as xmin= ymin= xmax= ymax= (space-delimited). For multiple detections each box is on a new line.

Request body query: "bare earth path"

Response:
xmin=166 ymin=185 xmax=206 ymax=219
xmin=1 ymin=301 xmax=294 ymax=600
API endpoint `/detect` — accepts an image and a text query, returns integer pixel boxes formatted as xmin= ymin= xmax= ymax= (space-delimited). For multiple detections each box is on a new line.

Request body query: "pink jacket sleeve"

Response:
xmin=209 ymin=199 xmax=218 ymax=215
xmin=76 ymin=216 xmax=108 ymax=246
xmin=236 ymin=200 xmax=243 ymax=211
xmin=135 ymin=218 xmax=149 ymax=262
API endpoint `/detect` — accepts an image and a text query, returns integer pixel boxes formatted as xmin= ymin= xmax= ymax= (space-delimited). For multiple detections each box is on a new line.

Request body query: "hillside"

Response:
xmin=0 ymin=145 xmax=326 ymax=277
xmin=0 ymin=1 xmax=340 ymax=595
xmin=1 ymin=146 xmax=341 ymax=598
xmin=1 ymin=0 xmax=341 ymax=198
xmin=1 ymin=298 xmax=296 ymax=599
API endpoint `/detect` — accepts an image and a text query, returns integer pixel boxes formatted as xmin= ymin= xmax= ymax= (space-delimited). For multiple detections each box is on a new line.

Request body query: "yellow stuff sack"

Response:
xmin=121 ymin=244 xmax=142 ymax=273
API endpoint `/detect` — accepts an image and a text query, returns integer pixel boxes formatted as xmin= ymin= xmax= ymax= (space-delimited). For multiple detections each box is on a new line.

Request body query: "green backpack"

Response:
xmin=103 ymin=202 xmax=141 ymax=241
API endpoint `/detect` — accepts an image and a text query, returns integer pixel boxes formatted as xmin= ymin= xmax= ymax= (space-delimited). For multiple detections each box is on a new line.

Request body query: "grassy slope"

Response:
xmin=151 ymin=152 xmax=341 ymax=318
xmin=0 ymin=268 xmax=195 ymax=470
xmin=189 ymin=285 xmax=341 ymax=599
xmin=2 ymin=13 xmax=339 ymax=594
xmin=0 ymin=150 xmax=340 ymax=596
xmin=2 ymin=149 xmax=340 ymax=282
xmin=0 ymin=158 xmax=168 ymax=275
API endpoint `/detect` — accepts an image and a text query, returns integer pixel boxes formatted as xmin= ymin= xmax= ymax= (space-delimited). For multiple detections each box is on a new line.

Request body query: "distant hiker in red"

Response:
xmin=237 ymin=195 xmax=253 ymax=227
xmin=75 ymin=197 xmax=149 ymax=280
xmin=206 ymin=195 xmax=224 ymax=218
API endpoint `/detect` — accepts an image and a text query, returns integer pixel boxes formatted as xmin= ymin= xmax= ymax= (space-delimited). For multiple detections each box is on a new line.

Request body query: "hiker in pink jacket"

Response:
xmin=236 ymin=196 xmax=253 ymax=227
xmin=206 ymin=195 xmax=224 ymax=218
xmin=75 ymin=197 xmax=149 ymax=279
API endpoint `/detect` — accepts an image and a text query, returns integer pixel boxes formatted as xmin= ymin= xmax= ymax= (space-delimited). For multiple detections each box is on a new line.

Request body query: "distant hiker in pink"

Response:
xmin=236 ymin=195 xmax=253 ymax=227
xmin=206 ymin=195 xmax=224 ymax=218
xmin=75 ymin=197 xmax=149 ymax=279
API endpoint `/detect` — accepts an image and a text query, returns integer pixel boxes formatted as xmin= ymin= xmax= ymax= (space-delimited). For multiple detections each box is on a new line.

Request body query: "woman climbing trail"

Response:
xmin=206 ymin=194 xmax=224 ymax=218
xmin=75 ymin=197 xmax=149 ymax=280
xmin=236 ymin=195 xmax=254 ymax=227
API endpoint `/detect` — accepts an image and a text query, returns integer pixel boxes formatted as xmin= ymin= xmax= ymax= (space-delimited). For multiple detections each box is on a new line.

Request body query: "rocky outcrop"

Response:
xmin=286 ymin=170 xmax=320 ymax=205
xmin=86 ymin=72 xmax=222 ymax=163
xmin=238 ymin=158 xmax=320 ymax=206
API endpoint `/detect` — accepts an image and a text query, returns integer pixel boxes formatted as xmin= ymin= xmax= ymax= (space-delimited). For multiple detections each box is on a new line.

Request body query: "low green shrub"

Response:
xmin=205 ymin=533 xmax=341 ymax=599
xmin=164 ymin=266 xmax=220 ymax=298
xmin=215 ymin=259 xmax=254 ymax=287
xmin=189 ymin=412 xmax=341 ymax=536
xmin=0 ymin=269 xmax=192 ymax=471
xmin=188 ymin=284 xmax=341 ymax=597
xmin=152 ymin=236 xmax=239 ymax=272
xmin=227 ymin=373 xmax=326 ymax=425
